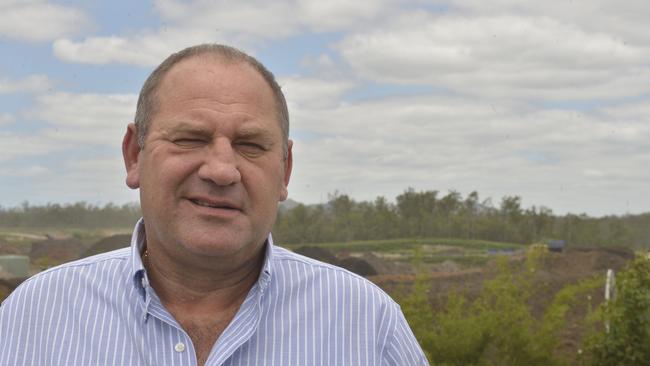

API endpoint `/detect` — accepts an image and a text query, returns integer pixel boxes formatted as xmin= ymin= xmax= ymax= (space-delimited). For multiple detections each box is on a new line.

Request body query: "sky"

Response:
xmin=1 ymin=0 xmax=649 ymax=217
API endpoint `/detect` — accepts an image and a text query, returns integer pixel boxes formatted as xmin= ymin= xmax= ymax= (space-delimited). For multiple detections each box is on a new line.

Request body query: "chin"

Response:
xmin=182 ymin=230 xmax=259 ymax=258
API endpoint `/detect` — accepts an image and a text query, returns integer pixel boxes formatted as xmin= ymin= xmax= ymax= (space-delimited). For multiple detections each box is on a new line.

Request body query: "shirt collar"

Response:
xmin=128 ymin=218 xmax=275 ymax=294
xmin=130 ymin=218 xmax=148 ymax=294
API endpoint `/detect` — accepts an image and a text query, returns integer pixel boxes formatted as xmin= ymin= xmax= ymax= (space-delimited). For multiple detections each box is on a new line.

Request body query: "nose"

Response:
xmin=197 ymin=138 xmax=241 ymax=186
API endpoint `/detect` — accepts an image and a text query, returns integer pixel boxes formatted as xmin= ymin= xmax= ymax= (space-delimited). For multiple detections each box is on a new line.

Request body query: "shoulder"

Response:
xmin=270 ymin=246 xmax=428 ymax=364
xmin=1 ymin=247 xmax=131 ymax=309
xmin=270 ymin=246 xmax=401 ymax=312
xmin=0 ymin=248 xmax=134 ymax=363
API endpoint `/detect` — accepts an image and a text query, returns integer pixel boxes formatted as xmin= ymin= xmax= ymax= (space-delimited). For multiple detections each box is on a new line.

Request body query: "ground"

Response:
xmin=0 ymin=230 xmax=637 ymax=363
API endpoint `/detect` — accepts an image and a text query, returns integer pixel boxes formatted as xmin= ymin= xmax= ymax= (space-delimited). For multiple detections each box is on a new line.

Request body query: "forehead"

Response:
xmin=157 ymin=55 xmax=275 ymax=108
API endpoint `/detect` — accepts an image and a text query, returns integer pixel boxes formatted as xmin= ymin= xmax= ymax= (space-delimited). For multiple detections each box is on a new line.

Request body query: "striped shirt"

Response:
xmin=0 ymin=220 xmax=428 ymax=365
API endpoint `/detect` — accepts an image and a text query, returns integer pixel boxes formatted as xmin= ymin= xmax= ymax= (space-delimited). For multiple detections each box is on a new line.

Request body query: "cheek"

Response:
xmin=242 ymin=166 xmax=285 ymax=199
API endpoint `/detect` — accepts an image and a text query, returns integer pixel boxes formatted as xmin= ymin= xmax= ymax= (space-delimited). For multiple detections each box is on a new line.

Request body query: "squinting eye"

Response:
xmin=236 ymin=142 xmax=267 ymax=155
xmin=173 ymin=139 xmax=205 ymax=148
xmin=240 ymin=142 xmax=263 ymax=149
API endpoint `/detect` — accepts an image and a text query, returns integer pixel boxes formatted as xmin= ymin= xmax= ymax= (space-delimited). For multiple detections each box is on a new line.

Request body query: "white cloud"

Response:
xmin=337 ymin=13 xmax=650 ymax=101
xmin=280 ymin=76 xmax=355 ymax=109
xmin=287 ymin=91 xmax=650 ymax=215
xmin=453 ymin=0 xmax=650 ymax=44
xmin=154 ymin=0 xmax=299 ymax=39
xmin=0 ymin=113 xmax=14 ymax=125
xmin=0 ymin=0 xmax=89 ymax=41
xmin=31 ymin=92 xmax=137 ymax=146
xmin=4 ymin=156 xmax=139 ymax=206
xmin=0 ymin=132 xmax=63 ymax=161
xmin=154 ymin=0 xmax=403 ymax=36
xmin=0 ymin=165 xmax=51 ymax=177
xmin=0 ymin=74 xmax=53 ymax=94
xmin=54 ymin=0 xmax=413 ymax=66
xmin=295 ymin=0 xmax=397 ymax=32
xmin=53 ymin=28 xmax=230 ymax=66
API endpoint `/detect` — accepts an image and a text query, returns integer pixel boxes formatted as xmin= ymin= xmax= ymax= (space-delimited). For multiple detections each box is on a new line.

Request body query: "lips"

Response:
xmin=187 ymin=197 xmax=242 ymax=211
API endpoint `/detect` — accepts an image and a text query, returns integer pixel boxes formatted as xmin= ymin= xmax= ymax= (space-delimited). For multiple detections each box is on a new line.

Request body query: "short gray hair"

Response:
xmin=134 ymin=44 xmax=290 ymax=156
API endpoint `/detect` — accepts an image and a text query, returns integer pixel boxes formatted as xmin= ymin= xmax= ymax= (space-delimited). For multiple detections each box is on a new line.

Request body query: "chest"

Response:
xmin=181 ymin=317 xmax=232 ymax=365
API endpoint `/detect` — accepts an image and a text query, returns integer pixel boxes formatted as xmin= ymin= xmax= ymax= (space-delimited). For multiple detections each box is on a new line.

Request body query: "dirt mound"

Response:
xmin=293 ymin=246 xmax=380 ymax=277
xmin=339 ymin=257 xmax=378 ymax=277
xmin=30 ymin=238 xmax=85 ymax=264
xmin=293 ymin=246 xmax=339 ymax=265
xmin=432 ymin=260 xmax=462 ymax=273
xmin=359 ymin=252 xmax=411 ymax=275
xmin=0 ymin=277 xmax=27 ymax=301
xmin=539 ymin=247 xmax=633 ymax=281
xmin=0 ymin=242 xmax=29 ymax=256
xmin=83 ymin=234 xmax=131 ymax=257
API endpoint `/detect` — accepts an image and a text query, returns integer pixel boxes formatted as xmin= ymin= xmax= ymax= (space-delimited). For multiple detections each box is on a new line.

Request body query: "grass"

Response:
xmin=0 ymin=227 xmax=132 ymax=246
xmin=281 ymin=237 xmax=525 ymax=269
xmin=282 ymin=237 xmax=524 ymax=253
xmin=423 ymin=255 xmax=491 ymax=267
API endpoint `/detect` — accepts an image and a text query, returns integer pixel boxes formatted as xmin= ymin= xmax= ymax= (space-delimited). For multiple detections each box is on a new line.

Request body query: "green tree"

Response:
xmin=582 ymin=255 xmax=650 ymax=365
xmin=400 ymin=246 xmax=602 ymax=366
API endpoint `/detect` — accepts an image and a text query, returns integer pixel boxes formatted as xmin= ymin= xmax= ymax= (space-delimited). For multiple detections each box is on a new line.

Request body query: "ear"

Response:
xmin=279 ymin=139 xmax=293 ymax=201
xmin=122 ymin=123 xmax=142 ymax=189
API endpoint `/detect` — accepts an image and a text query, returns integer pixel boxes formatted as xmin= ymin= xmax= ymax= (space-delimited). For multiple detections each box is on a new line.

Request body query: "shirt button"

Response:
xmin=174 ymin=342 xmax=186 ymax=353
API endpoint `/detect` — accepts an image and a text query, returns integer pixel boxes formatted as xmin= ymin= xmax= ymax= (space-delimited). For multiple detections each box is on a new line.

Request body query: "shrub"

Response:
xmin=581 ymin=255 xmax=650 ymax=366
xmin=400 ymin=246 xmax=602 ymax=366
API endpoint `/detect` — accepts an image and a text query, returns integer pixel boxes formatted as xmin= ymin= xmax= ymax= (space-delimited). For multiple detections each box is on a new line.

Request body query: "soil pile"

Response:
xmin=0 ymin=277 xmax=27 ymax=301
xmin=293 ymin=246 xmax=379 ymax=277
xmin=83 ymin=234 xmax=131 ymax=257
xmin=339 ymin=257 xmax=378 ymax=276
xmin=30 ymin=238 xmax=85 ymax=264
xmin=294 ymin=246 xmax=338 ymax=264
xmin=0 ymin=242 xmax=28 ymax=256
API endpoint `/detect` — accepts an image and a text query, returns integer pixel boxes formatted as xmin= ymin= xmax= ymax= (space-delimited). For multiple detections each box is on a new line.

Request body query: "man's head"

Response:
xmin=134 ymin=44 xmax=290 ymax=158
xmin=122 ymin=44 xmax=292 ymax=267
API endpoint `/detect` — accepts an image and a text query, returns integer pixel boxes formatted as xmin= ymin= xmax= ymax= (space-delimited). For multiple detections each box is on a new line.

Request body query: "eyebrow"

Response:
xmin=165 ymin=122 xmax=277 ymax=144
xmin=236 ymin=127 xmax=276 ymax=143
xmin=165 ymin=121 xmax=212 ymax=135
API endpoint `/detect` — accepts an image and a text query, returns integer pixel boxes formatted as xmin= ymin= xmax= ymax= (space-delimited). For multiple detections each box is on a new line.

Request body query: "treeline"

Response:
xmin=273 ymin=189 xmax=650 ymax=248
xmin=0 ymin=202 xmax=141 ymax=228
xmin=2 ymin=189 xmax=649 ymax=248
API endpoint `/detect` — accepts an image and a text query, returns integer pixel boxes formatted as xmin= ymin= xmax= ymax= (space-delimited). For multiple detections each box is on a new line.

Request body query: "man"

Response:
xmin=0 ymin=44 xmax=428 ymax=365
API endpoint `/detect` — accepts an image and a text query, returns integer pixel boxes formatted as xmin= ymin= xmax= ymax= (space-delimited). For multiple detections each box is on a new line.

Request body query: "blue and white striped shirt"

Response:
xmin=0 ymin=220 xmax=428 ymax=365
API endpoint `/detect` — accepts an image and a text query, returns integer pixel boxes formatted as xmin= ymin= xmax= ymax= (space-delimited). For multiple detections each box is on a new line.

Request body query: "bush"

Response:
xmin=581 ymin=255 xmax=650 ymax=366
xmin=400 ymin=246 xmax=602 ymax=366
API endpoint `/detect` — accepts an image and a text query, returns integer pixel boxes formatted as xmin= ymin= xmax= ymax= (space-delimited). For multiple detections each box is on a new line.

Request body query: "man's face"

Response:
xmin=123 ymin=56 xmax=292 ymax=263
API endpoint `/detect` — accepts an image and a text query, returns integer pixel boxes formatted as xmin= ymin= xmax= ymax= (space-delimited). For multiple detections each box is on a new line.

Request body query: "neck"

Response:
xmin=143 ymin=244 xmax=265 ymax=311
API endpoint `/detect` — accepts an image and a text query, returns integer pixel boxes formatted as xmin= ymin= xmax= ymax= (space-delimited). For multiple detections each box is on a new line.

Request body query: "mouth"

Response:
xmin=188 ymin=198 xmax=241 ymax=211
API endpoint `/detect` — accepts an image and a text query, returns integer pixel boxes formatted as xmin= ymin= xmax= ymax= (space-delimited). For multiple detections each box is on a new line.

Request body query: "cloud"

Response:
xmin=31 ymin=92 xmax=137 ymax=146
xmin=154 ymin=0 xmax=403 ymax=35
xmin=279 ymin=76 xmax=355 ymax=109
xmin=0 ymin=165 xmax=51 ymax=178
xmin=453 ymin=0 xmax=650 ymax=44
xmin=53 ymin=0 xmax=412 ymax=66
xmin=0 ymin=132 xmax=64 ymax=161
xmin=287 ymin=90 xmax=650 ymax=215
xmin=3 ymin=156 xmax=139 ymax=206
xmin=337 ymin=13 xmax=650 ymax=101
xmin=0 ymin=113 xmax=14 ymax=125
xmin=0 ymin=0 xmax=90 ymax=41
xmin=53 ymin=28 xmax=230 ymax=66
xmin=0 ymin=74 xmax=53 ymax=94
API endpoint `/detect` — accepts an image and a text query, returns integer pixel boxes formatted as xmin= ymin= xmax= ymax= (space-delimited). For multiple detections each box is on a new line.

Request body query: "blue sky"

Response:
xmin=1 ymin=0 xmax=649 ymax=216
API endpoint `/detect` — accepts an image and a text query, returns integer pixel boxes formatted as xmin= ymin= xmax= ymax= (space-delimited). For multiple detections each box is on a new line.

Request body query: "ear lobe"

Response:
xmin=279 ymin=139 xmax=293 ymax=201
xmin=122 ymin=123 xmax=142 ymax=189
